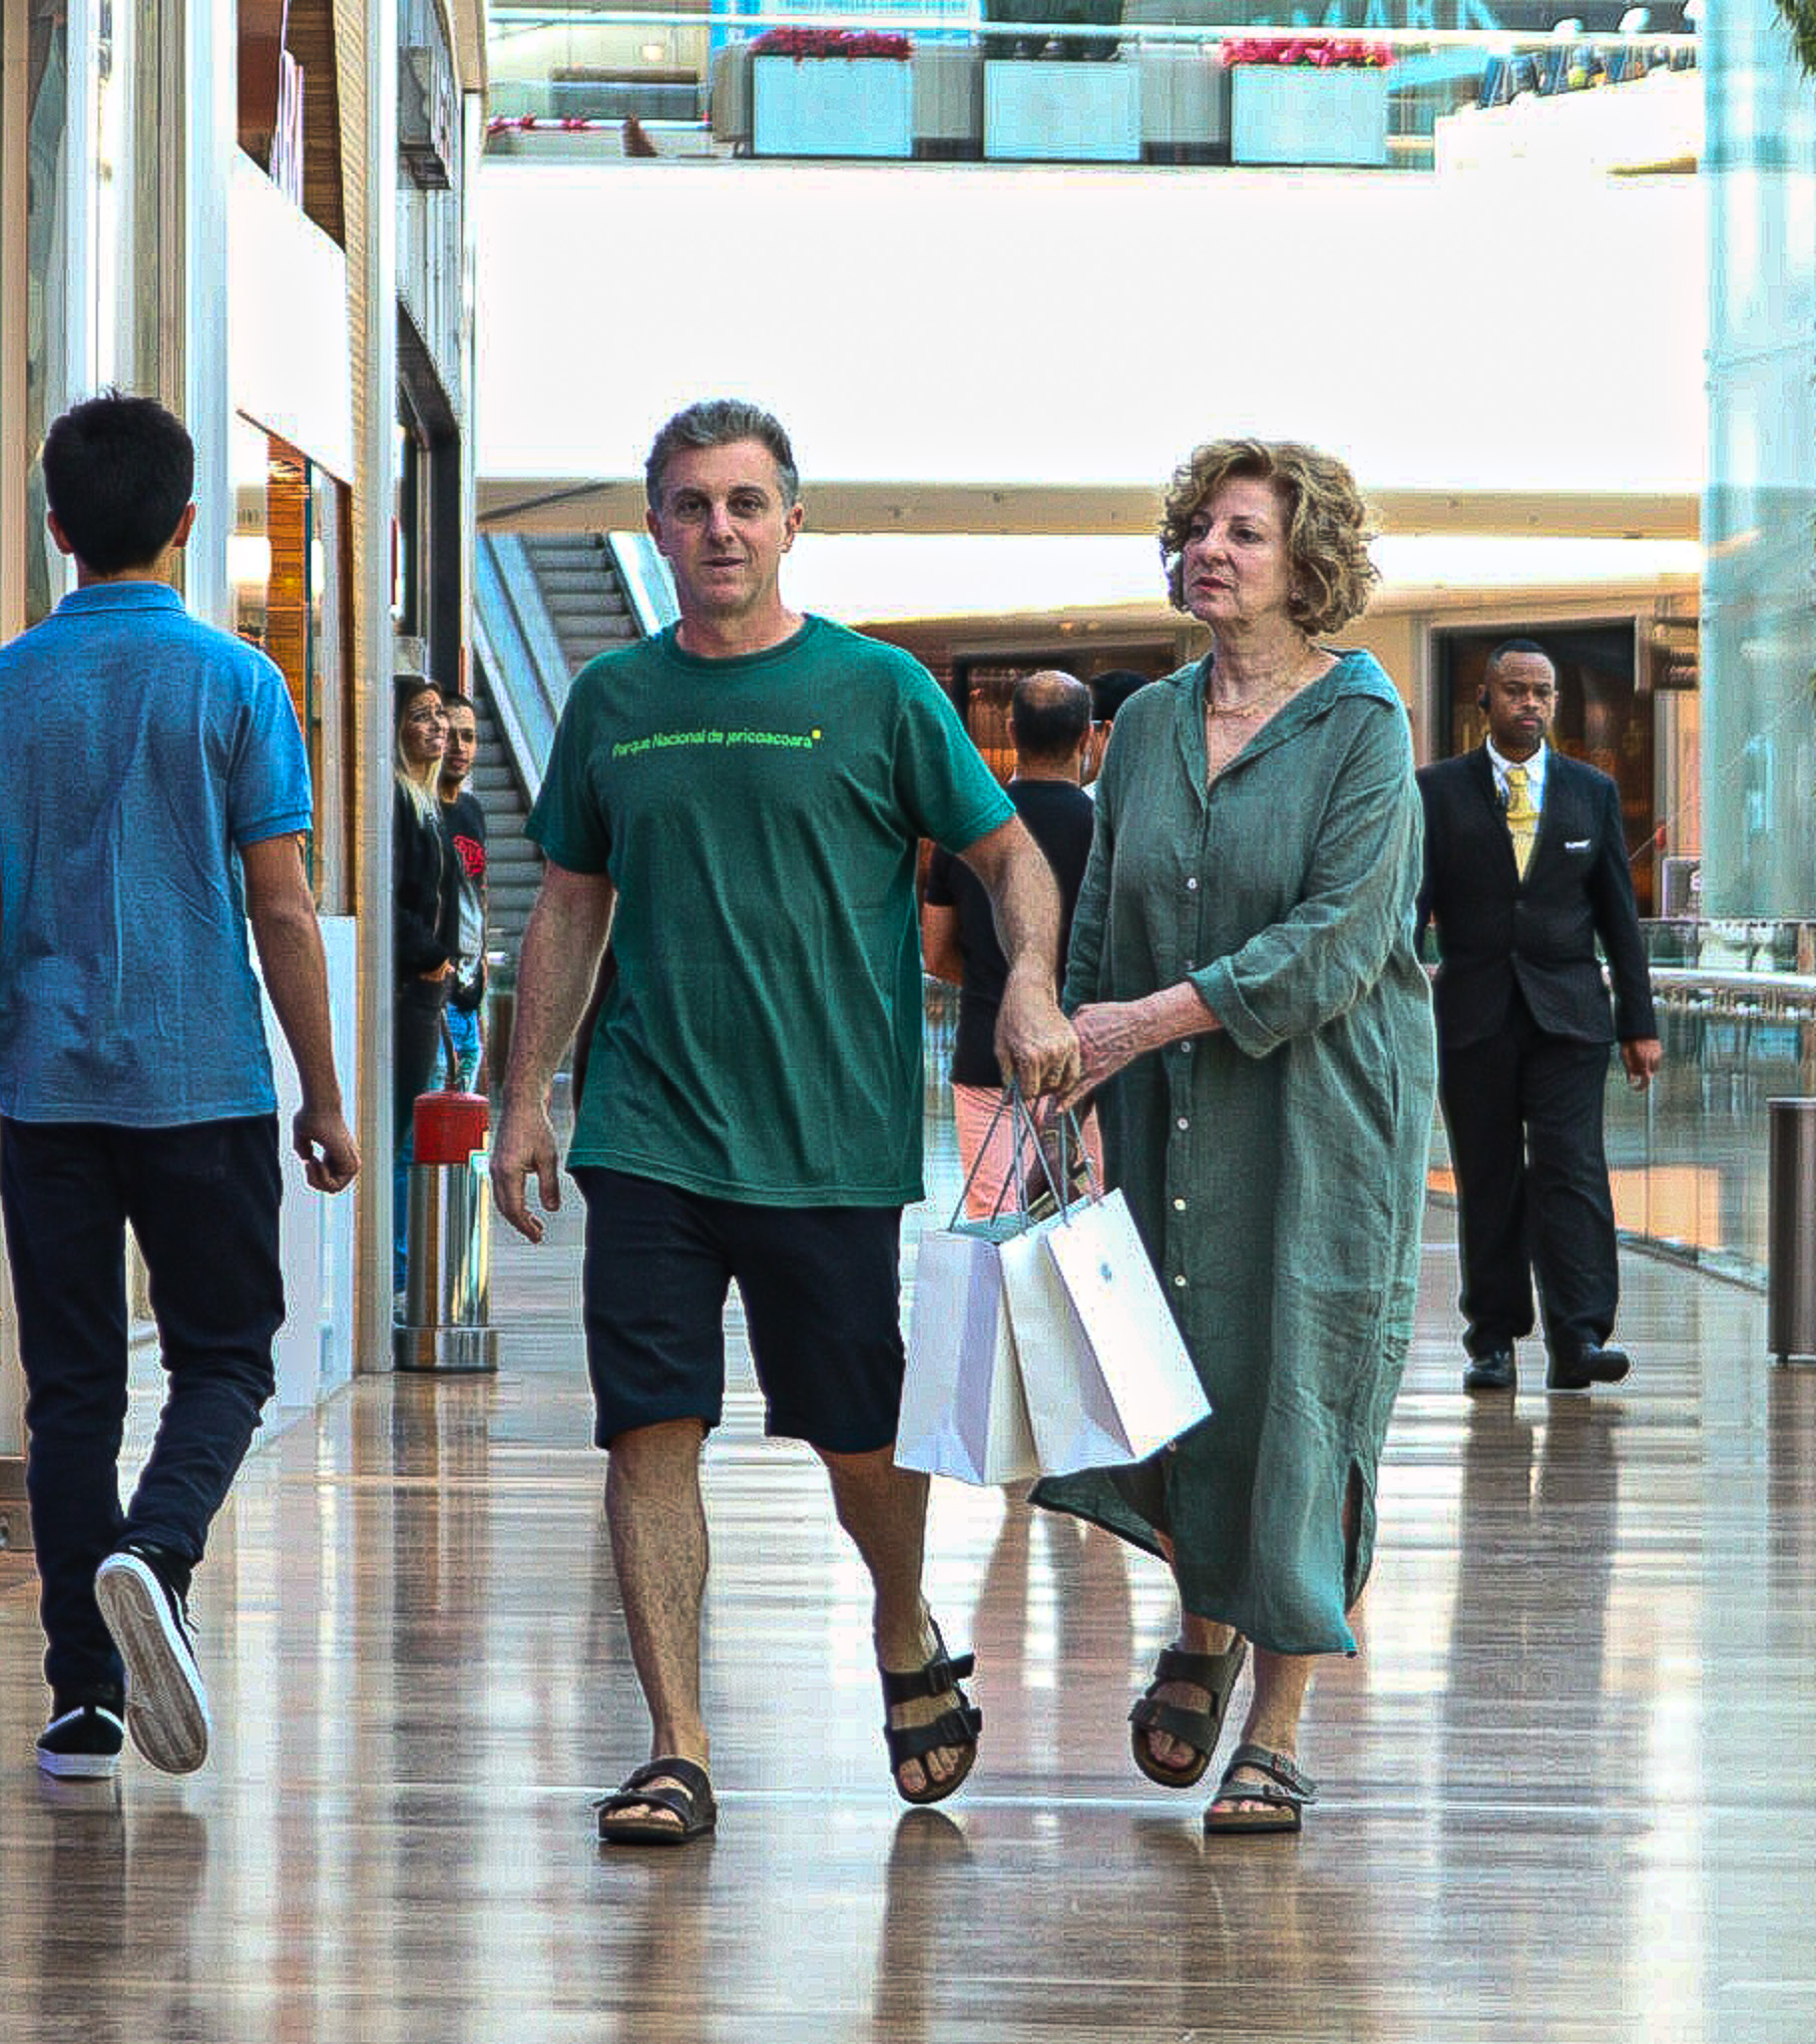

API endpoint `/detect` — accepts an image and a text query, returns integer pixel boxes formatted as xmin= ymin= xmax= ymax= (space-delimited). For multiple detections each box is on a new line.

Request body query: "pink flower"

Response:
xmin=1223 ymin=34 xmax=1395 ymax=70
xmin=750 ymin=27 xmax=910 ymax=61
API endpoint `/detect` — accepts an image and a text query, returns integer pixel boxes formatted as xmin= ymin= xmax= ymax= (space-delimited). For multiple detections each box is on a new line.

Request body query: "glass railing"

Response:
xmin=1607 ymin=923 xmax=1816 ymax=1286
xmin=1416 ymin=923 xmax=1816 ymax=1289
xmin=1426 ymin=967 xmax=1812 ymax=1291
xmin=484 ymin=10 xmax=1699 ymax=171
xmin=926 ymin=919 xmax=1809 ymax=1289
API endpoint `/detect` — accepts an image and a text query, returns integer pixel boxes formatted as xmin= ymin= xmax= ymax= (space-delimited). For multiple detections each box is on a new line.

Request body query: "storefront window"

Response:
xmin=1435 ymin=622 xmax=1659 ymax=918
xmin=230 ymin=415 xmax=354 ymax=910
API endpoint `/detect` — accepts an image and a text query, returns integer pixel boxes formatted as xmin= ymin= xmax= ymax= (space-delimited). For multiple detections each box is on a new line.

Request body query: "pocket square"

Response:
xmin=1565 ymin=838 xmax=1589 ymax=851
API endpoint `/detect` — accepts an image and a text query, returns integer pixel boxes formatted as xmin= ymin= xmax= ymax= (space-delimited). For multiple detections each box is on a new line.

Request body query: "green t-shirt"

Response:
xmin=528 ymin=616 xmax=1014 ymax=1205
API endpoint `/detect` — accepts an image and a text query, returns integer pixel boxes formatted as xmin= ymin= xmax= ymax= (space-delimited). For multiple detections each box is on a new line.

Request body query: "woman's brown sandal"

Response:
xmin=880 ymin=1624 xmax=982 ymax=1806
xmin=1202 ymin=1743 xmax=1317 ymax=1836
xmin=1129 ymin=1638 xmax=1248 ymax=1788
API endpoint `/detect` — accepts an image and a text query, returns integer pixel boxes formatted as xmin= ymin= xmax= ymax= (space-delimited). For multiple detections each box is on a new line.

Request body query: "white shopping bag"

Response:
xmin=897 ymin=1221 xmax=1040 ymax=1486
xmin=999 ymin=1190 xmax=1210 ymax=1476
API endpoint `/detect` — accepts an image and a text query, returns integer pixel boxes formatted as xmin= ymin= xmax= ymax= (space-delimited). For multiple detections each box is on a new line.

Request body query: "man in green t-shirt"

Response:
xmin=493 ymin=398 xmax=1078 ymax=1845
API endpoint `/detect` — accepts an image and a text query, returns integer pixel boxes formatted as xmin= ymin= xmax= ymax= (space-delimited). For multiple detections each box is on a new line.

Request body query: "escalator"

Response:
xmin=468 ymin=529 xmax=677 ymax=969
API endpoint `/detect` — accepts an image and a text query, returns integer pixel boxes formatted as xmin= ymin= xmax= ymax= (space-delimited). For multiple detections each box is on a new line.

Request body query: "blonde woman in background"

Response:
xmin=393 ymin=675 xmax=456 ymax=1297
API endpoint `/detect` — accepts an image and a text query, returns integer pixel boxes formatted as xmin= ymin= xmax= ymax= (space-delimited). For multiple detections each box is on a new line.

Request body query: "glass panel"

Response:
xmin=1700 ymin=0 xmax=1816 ymax=918
xmin=93 ymin=0 xmax=163 ymax=395
xmin=1417 ymin=919 xmax=1816 ymax=1288
xmin=23 ymin=0 xmax=167 ymax=623
xmin=24 ymin=0 xmax=74 ymax=625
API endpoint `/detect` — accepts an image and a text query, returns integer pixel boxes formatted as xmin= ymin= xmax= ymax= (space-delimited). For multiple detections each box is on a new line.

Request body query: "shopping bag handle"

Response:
xmin=950 ymin=1084 xmax=1093 ymax=1231
xmin=951 ymin=1087 xmax=1039 ymax=1227
xmin=1028 ymin=1094 xmax=1100 ymax=1223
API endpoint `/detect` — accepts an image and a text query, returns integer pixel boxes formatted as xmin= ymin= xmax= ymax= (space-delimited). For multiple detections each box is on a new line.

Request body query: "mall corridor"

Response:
xmin=0 ymin=1123 xmax=1802 ymax=2044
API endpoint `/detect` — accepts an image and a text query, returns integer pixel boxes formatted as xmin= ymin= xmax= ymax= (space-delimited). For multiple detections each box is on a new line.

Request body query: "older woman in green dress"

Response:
xmin=1033 ymin=438 xmax=1436 ymax=1834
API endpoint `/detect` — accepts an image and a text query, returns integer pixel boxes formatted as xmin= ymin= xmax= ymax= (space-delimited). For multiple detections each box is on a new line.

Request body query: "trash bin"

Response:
xmin=394 ymin=1087 xmax=498 ymax=1373
xmin=1767 ymin=1097 xmax=1816 ymax=1362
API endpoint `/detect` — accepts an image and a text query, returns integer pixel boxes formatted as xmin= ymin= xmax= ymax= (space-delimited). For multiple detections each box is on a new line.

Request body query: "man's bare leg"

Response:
xmin=819 ymin=1446 xmax=971 ymax=1799
xmin=603 ymin=1417 xmax=710 ymax=1830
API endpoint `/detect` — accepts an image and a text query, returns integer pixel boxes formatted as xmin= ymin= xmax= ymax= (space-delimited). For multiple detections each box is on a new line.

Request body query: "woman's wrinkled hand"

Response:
xmin=1057 ymin=1001 xmax=1152 ymax=1115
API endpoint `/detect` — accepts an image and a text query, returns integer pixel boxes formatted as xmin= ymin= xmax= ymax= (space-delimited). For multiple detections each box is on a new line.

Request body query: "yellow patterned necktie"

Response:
xmin=1504 ymin=764 xmax=1538 ymax=878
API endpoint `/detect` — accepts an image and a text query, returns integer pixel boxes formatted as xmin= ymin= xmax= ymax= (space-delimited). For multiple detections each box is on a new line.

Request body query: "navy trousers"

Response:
xmin=1 ymin=1116 xmax=283 ymax=1702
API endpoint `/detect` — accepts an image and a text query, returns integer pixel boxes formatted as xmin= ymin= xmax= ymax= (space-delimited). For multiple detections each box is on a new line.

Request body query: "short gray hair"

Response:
xmin=645 ymin=399 xmax=799 ymax=508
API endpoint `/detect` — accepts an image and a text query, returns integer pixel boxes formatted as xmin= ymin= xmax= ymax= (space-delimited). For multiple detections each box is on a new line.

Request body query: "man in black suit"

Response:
xmin=1417 ymin=640 xmax=1661 ymax=1395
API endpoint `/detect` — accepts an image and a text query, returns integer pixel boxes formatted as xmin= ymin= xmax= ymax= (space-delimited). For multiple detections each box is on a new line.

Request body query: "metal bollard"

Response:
xmin=1767 ymin=1098 xmax=1816 ymax=1362
xmin=394 ymin=1153 xmax=499 ymax=1372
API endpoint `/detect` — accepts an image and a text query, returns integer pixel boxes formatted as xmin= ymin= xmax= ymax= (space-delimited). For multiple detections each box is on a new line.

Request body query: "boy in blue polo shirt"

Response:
xmin=0 ymin=393 xmax=359 ymax=1780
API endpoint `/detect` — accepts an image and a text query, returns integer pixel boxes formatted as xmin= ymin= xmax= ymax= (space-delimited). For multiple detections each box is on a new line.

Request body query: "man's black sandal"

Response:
xmin=1130 ymin=1638 xmax=1248 ymax=1788
xmin=880 ymin=1624 xmax=982 ymax=1806
xmin=595 ymin=1757 xmax=717 ymax=1845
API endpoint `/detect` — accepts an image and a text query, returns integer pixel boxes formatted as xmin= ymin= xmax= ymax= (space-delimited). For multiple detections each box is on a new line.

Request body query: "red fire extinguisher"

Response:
xmin=411 ymin=1018 xmax=489 ymax=1165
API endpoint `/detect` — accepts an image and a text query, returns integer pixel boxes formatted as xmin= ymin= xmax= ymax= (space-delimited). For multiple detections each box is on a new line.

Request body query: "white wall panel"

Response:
xmin=476 ymin=160 xmax=1705 ymax=502
xmin=228 ymin=153 xmax=354 ymax=481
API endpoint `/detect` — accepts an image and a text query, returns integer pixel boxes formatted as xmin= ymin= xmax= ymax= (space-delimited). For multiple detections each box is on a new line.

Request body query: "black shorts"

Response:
xmin=574 ymin=1168 xmax=907 ymax=1453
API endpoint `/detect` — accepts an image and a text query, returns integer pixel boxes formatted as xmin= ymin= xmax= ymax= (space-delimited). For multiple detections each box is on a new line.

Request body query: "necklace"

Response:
xmin=1206 ymin=638 xmax=1332 ymax=721
xmin=1206 ymin=669 xmax=1306 ymax=721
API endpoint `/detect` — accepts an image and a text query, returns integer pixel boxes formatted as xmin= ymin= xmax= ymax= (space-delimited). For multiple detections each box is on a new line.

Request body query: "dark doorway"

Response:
xmin=1435 ymin=621 xmax=1657 ymax=915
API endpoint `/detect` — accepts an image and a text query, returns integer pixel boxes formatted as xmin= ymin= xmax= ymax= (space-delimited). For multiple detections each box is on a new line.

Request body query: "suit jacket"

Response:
xmin=1416 ymin=747 xmax=1656 ymax=1051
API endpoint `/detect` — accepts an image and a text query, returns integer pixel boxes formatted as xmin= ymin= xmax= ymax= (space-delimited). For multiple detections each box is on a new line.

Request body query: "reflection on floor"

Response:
xmin=0 ymin=1138 xmax=1809 ymax=2043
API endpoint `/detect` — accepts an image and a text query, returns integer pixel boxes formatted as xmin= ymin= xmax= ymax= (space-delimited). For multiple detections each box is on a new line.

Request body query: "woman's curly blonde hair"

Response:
xmin=1158 ymin=438 xmax=1379 ymax=636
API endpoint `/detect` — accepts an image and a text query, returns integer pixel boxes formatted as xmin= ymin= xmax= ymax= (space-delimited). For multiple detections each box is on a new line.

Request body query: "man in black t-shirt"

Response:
xmin=923 ymin=670 xmax=1100 ymax=1214
xmin=1084 ymin=668 xmax=1151 ymax=797
xmin=436 ymin=691 xmax=488 ymax=1090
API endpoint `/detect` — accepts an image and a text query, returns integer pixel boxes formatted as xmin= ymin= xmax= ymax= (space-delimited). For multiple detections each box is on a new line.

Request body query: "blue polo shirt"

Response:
xmin=0 ymin=582 xmax=313 ymax=1127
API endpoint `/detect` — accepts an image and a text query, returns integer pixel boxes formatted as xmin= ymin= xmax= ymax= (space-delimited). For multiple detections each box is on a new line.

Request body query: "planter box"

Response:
xmin=1138 ymin=48 xmax=1230 ymax=164
xmin=709 ymin=45 xmax=752 ymax=149
xmin=913 ymin=45 xmax=982 ymax=158
xmin=1230 ymin=67 xmax=1389 ymax=167
xmin=752 ymin=55 xmax=912 ymax=159
xmin=984 ymin=60 xmax=1139 ymax=163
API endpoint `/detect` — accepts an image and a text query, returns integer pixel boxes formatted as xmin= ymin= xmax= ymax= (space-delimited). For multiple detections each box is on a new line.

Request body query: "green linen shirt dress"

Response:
xmin=1031 ymin=650 xmax=1437 ymax=1657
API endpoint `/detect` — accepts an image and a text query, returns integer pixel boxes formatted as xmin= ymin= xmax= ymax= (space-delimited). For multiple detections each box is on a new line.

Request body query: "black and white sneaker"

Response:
xmin=94 ymin=1546 xmax=212 ymax=1776
xmin=36 ymin=1700 xmax=126 ymax=1780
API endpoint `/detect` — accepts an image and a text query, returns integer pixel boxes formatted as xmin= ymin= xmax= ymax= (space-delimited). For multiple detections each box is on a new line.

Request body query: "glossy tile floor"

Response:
xmin=1 ymin=1137 xmax=1810 ymax=2043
